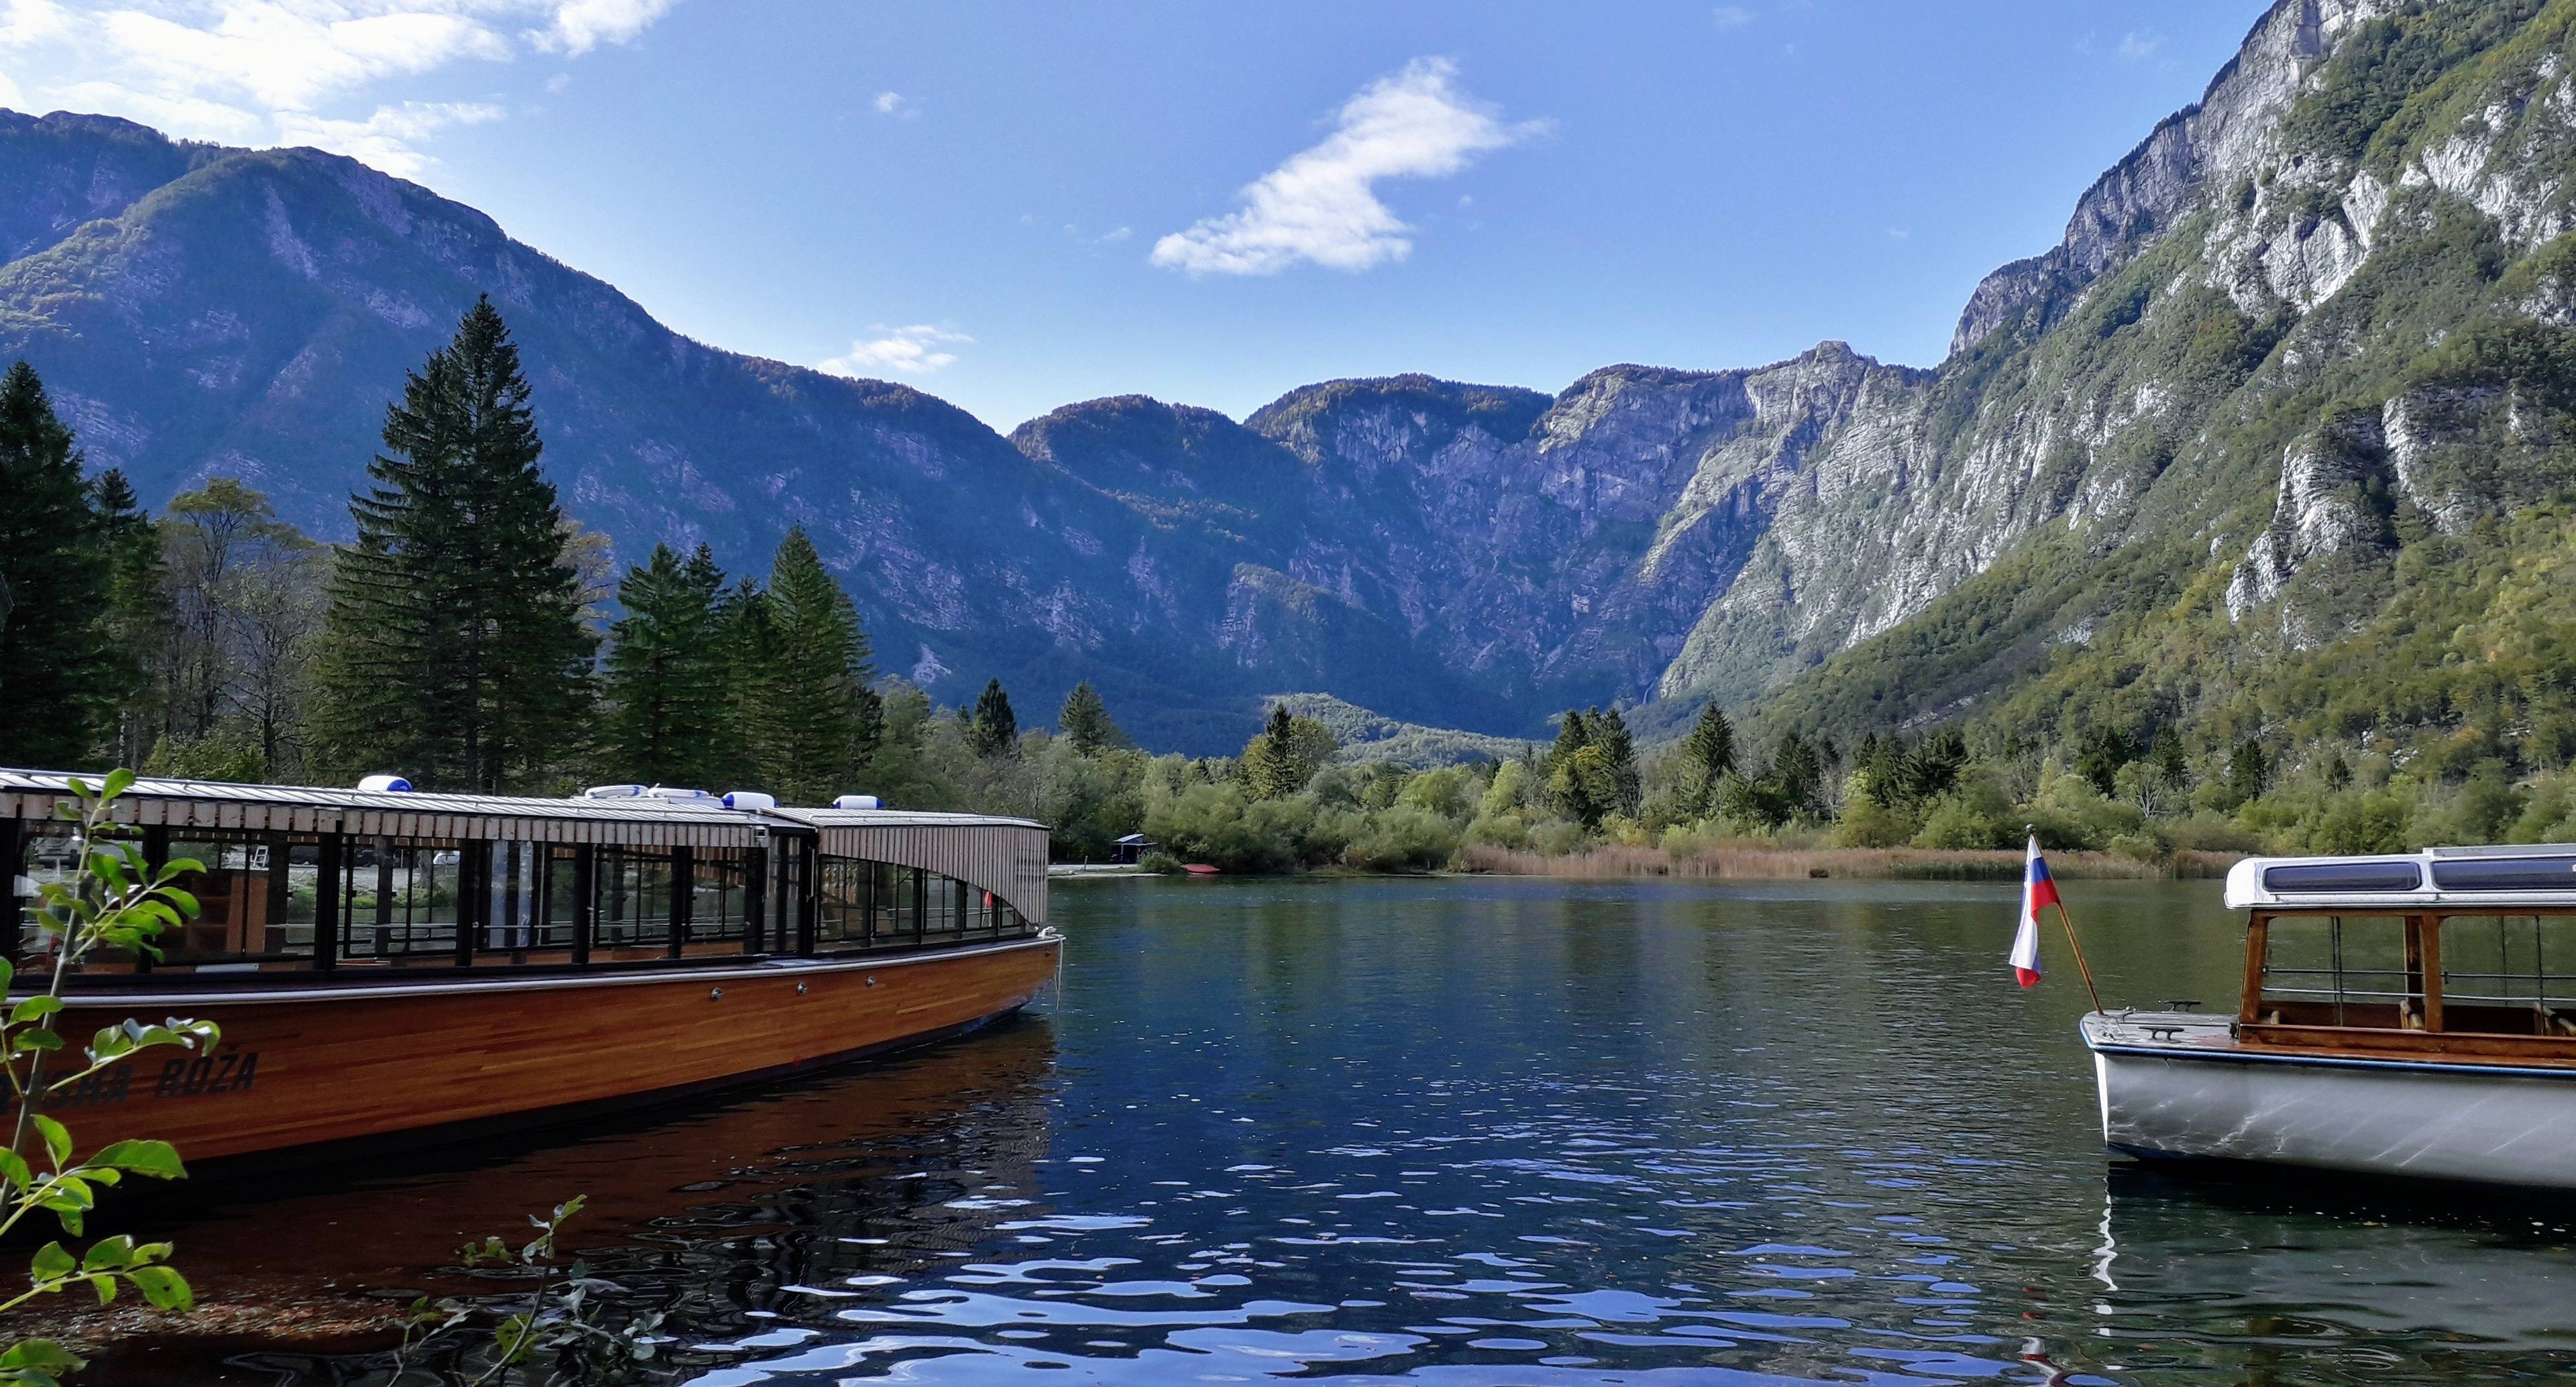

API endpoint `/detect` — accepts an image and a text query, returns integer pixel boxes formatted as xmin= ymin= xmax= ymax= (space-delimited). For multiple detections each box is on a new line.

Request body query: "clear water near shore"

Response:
xmin=87 ymin=877 xmax=2576 ymax=1385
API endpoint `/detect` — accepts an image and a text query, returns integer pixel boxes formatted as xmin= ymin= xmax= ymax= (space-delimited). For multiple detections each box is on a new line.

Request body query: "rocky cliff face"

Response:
xmin=5 ymin=0 xmax=2572 ymax=755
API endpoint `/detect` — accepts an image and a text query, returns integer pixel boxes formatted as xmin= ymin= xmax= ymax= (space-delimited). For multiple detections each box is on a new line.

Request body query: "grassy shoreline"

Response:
xmin=1460 ymin=842 xmax=2243 ymax=881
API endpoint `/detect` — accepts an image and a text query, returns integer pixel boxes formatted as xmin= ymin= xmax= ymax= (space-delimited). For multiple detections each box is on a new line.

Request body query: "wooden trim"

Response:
xmin=36 ymin=933 xmax=1055 ymax=1007
xmin=2240 ymin=913 xmax=2268 ymax=1025
xmin=2421 ymin=914 xmax=2445 ymax=1033
xmin=2237 ymin=1019 xmax=2576 ymax=1065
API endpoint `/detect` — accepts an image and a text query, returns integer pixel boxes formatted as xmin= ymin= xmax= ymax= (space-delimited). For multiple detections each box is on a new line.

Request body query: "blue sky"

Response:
xmin=0 ymin=0 xmax=2267 ymax=429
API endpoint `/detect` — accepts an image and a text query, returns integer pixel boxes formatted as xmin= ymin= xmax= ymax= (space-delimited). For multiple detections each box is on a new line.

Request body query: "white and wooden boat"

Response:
xmin=1 ymin=769 xmax=1061 ymax=1163
xmin=2084 ymin=844 xmax=2576 ymax=1189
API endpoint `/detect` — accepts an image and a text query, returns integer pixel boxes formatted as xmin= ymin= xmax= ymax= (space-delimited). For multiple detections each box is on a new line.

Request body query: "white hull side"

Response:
xmin=2088 ymin=1018 xmax=2576 ymax=1190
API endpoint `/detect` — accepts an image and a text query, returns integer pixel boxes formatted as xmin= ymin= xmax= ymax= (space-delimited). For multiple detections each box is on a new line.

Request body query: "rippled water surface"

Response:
xmin=90 ymin=877 xmax=2576 ymax=1385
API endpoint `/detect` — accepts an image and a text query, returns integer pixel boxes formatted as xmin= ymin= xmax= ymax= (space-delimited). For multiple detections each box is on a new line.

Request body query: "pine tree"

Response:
xmin=90 ymin=467 xmax=168 ymax=767
xmin=1240 ymin=703 xmax=1298 ymax=799
xmin=1595 ymin=706 xmax=1641 ymax=816
xmin=1059 ymin=681 xmax=1128 ymax=755
xmin=747 ymin=526 xmax=878 ymax=803
xmin=1678 ymin=702 xmax=1737 ymax=817
xmin=0 ymin=362 xmax=118 ymax=767
xmin=317 ymin=298 xmax=596 ymax=791
xmin=717 ymin=575 xmax=777 ymax=781
xmin=604 ymin=542 xmax=735 ymax=788
xmin=969 ymin=679 xmax=1019 ymax=759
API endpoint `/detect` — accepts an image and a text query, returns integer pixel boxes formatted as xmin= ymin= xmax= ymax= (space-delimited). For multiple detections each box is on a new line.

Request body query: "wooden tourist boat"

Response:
xmin=2084 ymin=844 xmax=2576 ymax=1188
xmin=1 ymin=769 xmax=1061 ymax=1162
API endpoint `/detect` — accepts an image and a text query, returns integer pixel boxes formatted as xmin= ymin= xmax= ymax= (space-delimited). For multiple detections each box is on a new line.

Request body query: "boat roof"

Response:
xmin=0 ymin=769 xmax=1043 ymax=846
xmin=2226 ymin=844 xmax=2576 ymax=912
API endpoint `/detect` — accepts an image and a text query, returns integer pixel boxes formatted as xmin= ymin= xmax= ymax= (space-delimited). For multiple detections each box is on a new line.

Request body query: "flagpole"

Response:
xmin=2030 ymin=824 xmax=2106 ymax=1014
xmin=2053 ymin=899 xmax=2106 ymax=1015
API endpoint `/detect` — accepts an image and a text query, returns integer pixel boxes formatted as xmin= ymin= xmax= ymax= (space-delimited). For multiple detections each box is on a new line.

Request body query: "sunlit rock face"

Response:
xmin=9 ymin=0 xmax=2576 ymax=750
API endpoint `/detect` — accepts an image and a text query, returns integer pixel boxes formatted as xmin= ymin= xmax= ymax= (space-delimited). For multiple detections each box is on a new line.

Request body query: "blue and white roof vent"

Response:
xmin=356 ymin=774 xmax=413 ymax=793
xmin=833 ymin=794 xmax=882 ymax=810
xmin=722 ymin=790 xmax=777 ymax=812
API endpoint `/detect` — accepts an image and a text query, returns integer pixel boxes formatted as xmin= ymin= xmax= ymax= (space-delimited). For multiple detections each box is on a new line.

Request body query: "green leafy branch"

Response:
xmin=0 ymin=772 xmax=218 ymax=1386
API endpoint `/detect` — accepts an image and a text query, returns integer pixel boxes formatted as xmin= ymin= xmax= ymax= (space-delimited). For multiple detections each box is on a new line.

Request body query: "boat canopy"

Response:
xmin=2 ymin=767 xmax=1052 ymax=930
xmin=1 ymin=768 xmax=765 ymax=847
xmin=2225 ymin=844 xmax=2576 ymax=911
xmin=767 ymin=805 xmax=1049 ymax=931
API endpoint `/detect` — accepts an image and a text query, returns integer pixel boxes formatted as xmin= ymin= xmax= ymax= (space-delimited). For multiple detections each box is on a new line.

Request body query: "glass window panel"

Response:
xmin=692 ymin=850 xmax=749 ymax=942
xmin=2438 ymin=915 xmax=2576 ymax=1034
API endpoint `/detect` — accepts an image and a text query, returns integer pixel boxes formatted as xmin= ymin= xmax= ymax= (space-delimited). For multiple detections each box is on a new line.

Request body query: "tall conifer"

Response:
xmin=1678 ymin=703 xmax=1737 ymax=818
xmin=91 ymin=468 xmax=169 ymax=767
xmin=968 ymin=679 xmax=1018 ymax=759
xmin=317 ymin=298 xmax=595 ymax=791
xmin=0 ymin=362 xmax=117 ymax=766
xmin=604 ymin=542 xmax=733 ymax=787
xmin=745 ymin=526 xmax=877 ymax=803
xmin=1059 ymin=681 xmax=1127 ymax=755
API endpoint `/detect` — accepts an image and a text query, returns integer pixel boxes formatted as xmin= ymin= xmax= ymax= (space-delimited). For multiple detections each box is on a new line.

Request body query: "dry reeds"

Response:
xmin=1460 ymin=841 xmax=2241 ymax=882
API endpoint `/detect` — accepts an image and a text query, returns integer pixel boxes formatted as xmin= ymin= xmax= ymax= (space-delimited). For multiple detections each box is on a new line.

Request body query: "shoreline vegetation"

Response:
xmin=1458 ymin=842 xmax=2244 ymax=882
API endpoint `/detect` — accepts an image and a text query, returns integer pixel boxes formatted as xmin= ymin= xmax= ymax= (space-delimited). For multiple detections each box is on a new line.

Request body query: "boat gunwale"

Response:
xmin=2083 ymin=1018 xmax=2576 ymax=1080
xmin=17 ymin=930 xmax=1061 ymax=1008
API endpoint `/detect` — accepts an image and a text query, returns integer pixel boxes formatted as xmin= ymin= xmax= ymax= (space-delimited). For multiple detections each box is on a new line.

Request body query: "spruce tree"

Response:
xmin=317 ymin=298 xmax=596 ymax=791
xmin=1678 ymin=703 xmax=1737 ymax=816
xmin=1239 ymin=702 xmax=1297 ymax=799
xmin=969 ymin=679 xmax=1018 ymax=758
xmin=91 ymin=467 xmax=169 ymax=767
xmin=604 ymin=542 xmax=733 ymax=788
xmin=1595 ymin=706 xmax=1641 ymax=816
xmin=0 ymin=362 xmax=117 ymax=767
xmin=1059 ymin=681 xmax=1127 ymax=755
xmin=747 ymin=526 xmax=877 ymax=803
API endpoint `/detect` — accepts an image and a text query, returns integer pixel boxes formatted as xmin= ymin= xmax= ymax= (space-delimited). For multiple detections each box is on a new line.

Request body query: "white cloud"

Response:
xmin=871 ymin=89 xmax=914 ymax=118
xmin=1152 ymin=58 xmax=1543 ymax=277
xmin=0 ymin=0 xmax=72 ymax=48
xmin=2116 ymin=30 xmax=2161 ymax=60
xmin=538 ymin=0 xmax=680 ymax=55
xmin=276 ymin=99 xmax=503 ymax=177
xmin=1711 ymin=6 xmax=1754 ymax=30
xmin=818 ymin=324 xmax=971 ymax=378
xmin=0 ymin=2 xmax=685 ymax=174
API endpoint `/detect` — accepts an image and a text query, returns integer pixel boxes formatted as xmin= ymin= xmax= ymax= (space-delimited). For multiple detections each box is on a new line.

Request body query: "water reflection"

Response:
xmin=76 ymin=878 xmax=2576 ymax=1385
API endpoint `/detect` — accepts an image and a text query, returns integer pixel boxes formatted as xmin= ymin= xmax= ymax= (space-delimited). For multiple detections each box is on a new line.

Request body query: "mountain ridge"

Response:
xmin=8 ymin=0 xmax=2571 ymax=773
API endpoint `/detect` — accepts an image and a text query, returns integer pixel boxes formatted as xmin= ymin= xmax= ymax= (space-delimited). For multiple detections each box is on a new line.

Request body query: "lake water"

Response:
xmin=85 ymin=877 xmax=2576 ymax=1386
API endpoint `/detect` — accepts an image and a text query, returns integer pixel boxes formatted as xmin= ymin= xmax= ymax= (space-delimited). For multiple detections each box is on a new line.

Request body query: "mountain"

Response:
xmin=7 ymin=0 xmax=2576 ymax=773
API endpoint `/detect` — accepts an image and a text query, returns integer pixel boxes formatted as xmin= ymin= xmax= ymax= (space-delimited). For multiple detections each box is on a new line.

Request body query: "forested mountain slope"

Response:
xmin=1746 ymin=0 xmax=2576 ymax=795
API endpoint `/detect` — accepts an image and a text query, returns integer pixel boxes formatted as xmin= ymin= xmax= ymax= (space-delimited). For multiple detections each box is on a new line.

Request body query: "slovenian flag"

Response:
xmin=2011 ymin=834 xmax=2055 ymax=989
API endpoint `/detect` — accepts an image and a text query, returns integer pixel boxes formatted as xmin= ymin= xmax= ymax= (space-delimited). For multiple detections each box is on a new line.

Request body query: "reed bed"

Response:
xmin=1462 ymin=842 xmax=2243 ymax=882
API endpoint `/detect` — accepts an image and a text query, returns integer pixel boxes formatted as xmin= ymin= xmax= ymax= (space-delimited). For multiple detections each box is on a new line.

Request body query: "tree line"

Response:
xmin=0 ymin=300 xmax=1041 ymax=810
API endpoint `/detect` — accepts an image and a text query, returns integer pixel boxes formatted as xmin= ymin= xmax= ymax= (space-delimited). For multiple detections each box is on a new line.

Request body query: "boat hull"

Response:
xmin=38 ymin=935 xmax=1061 ymax=1162
xmin=2086 ymin=1013 xmax=2576 ymax=1190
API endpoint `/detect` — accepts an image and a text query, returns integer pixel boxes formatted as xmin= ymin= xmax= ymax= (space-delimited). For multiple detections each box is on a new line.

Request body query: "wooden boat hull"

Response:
xmin=38 ymin=934 xmax=1061 ymax=1162
xmin=2084 ymin=1012 xmax=2576 ymax=1190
